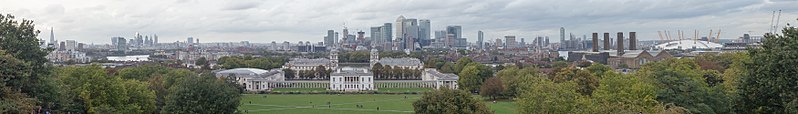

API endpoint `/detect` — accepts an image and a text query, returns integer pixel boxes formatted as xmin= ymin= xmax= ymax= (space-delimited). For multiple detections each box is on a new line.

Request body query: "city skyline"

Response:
xmin=2 ymin=0 xmax=797 ymax=44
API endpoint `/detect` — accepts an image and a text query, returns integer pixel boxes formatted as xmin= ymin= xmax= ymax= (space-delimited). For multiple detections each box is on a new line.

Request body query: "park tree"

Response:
xmin=480 ymin=76 xmax=504 ymax=100
xmin=0 ymin=50 xmax=37 ymax=113
xmin=458 ymin=65 xmax=481 ymax=93
xmin=440 ymin=62 xmax=456 ymax=73
xmin=283 ymin=69 xmax=296 ymax=79
xmin=740 ymin=24 xmax=798 ymax=113
xmin=454 ymin=57 xmax=475 ymax=74
xmin=56 ymin=65 xmax=157 ymax=113
xmin=315 ymin=65 xmax=327 ymax=79
xmin=162 ymin=74 xmax=241 ymax=114
xmin=195 ymin=57 xmax=209 ymax=70
xmin=638 ymin=59 xmax=732 ymax=113
xmin=573 ymin=70 xmax=599 ymax=96
xmin=592 ymin=71 xmax=661 ymax=113
xmin=0 ymin=13 xmax=61 ymax=111
xmin=372 ymin=63 xmax=383 ymax=78
xmin=586 ymin=63 xmax=612 ymax=78
xmin=516 ymin=77 xmax=588 ymax=113
xmin=117 ymin=64 xmax=171 ymax=81
xmin=413 ymin=88 xmax=493 ymax=114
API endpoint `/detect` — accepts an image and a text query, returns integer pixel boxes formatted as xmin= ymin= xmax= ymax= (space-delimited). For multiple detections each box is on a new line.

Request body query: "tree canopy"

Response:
xmin=413 ymin=88 xmax=493 ymax=114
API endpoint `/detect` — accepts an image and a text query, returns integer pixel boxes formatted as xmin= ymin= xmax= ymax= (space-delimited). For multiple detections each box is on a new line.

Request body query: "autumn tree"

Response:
xmin=479 ymin=76 xmax=504 ymax=100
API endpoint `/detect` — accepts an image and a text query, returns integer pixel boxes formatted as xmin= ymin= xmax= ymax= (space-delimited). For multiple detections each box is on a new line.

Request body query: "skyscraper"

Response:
xmin=419 ymin=19 xmax=431 ymax=47
xmin=153 ymin=34 xmax=158 ymax=44
xmin=477 ymin=31 xmax=484 ymax=49
xmin=395 ymin=16 xmax=405 ymax=45
xmin=370 ymin=27 xmax=381 ymax=46
xmin=446 ymin=26 xmax=462 ymax=39
xmin=325 ymin=30 xmax=335 ymax=47
xmin=560 ymin=27 xmax=565 ymax=49
xmin=49 ymin=27 xmax=55 ymax=45
xmin=382 ymin=23 xmax=392 ymax=43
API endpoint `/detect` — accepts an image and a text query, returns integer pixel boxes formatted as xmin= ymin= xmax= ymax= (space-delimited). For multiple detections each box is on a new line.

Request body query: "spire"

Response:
xmin=49 ymin=27 xmax=55 ymax=44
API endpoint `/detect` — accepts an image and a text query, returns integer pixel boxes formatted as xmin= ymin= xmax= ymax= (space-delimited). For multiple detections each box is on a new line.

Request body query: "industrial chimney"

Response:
xmin=592 ymin=33 xmax=599 ymax=52
xmin=617 ymin=32 xmax=624 ymax=55
xmin=629 ymin=32 xmax=637 ymax=50
xmin=603 ymin=32 xmax=610 ymax=50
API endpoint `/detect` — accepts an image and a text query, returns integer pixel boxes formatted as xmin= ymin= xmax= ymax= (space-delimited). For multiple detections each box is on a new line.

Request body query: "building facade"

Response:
xmin=330 ymin=67 xmax=375 ymax=91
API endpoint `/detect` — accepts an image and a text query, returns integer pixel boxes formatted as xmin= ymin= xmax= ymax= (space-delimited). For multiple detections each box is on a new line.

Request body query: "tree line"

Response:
xmin=414 ymin=24 xmax=798 ymax=113
xmin=0 ymin=14 xmax=241 ymax=113
xmin=371 ymin=63 xmax=422 ymax=80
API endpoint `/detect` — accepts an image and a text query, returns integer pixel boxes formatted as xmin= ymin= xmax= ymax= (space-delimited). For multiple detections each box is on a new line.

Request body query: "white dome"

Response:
xmin=655 ymin=40 xmax=723 ymax=50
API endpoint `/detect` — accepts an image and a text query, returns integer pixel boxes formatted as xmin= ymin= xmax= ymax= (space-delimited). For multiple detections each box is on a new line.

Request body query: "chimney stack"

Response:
xmin=592 ymin=33 xmax=599 ymax=52
xmin=629 ymin=32 xmax=637 ymax=50
xmin=603 ymin=32 xmax=610 ymax=50
xmin=617 ymin=32 xmax=624 ymax=55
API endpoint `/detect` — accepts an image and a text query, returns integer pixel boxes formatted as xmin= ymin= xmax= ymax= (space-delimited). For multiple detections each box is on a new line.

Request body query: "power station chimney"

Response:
xmin=617 ymin=32 xmax=624 ymax=55
xmin=603 ymin=32 xmax=610 ymax=50
xmin=592 ymin=33 xmax=599 ymax=52
xmin=629 ymin=32 xmax=637 ymax=50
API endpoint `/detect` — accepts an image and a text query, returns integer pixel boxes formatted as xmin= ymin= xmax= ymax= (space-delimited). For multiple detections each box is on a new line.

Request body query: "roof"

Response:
xmin=217 ymin=68 xmax=270 ymax=75
xmin=287 ymin=58 xmax=331 ymax=66
xmin=654 ymin=40 xmax=723 ymax=50
xmin=331 ymin=67 xmax=372 ymax=76
xmin=424 ymin=69 xmax=459 ymax=80
xmin=378 ymin=58 xmax=422 ymax=67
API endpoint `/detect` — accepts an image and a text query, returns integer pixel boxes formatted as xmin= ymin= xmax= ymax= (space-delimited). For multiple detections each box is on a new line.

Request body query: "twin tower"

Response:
xmin=591 ymin=32 xmax=636 ymax=55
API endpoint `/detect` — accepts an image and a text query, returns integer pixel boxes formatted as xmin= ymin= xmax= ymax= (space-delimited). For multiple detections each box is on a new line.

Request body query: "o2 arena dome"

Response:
xmin=654 ymin=40 xmax=723 ymax=50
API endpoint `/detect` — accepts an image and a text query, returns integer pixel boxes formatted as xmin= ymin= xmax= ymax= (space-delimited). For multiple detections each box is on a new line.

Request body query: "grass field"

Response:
xmin=238 ymin=94 xmax=516 ymax=114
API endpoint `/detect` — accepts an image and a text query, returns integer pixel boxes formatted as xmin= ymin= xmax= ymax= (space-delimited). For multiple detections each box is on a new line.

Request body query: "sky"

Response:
xmin=1 ymin=0 xmax=797 ymax=44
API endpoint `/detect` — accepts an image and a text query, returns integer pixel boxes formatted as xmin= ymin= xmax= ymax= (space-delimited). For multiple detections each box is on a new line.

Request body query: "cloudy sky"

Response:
xmin=1 ymin=0 xmax=797 ymax=44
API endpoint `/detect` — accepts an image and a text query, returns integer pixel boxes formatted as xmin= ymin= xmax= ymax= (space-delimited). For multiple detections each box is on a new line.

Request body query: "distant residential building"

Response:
xmin=325 ymin=30 xmax=335 ymax=47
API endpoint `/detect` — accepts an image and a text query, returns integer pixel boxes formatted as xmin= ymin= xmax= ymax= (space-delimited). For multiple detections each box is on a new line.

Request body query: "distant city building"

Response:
xmin=325 ymin=30 xmax=335 ymax=48
xmin=560 ymin=27 xmax=565 ymax=49
xmin=446 ymin=26 xmax=462 ymax=39
xmin=65 ymin=40 xmax=76 ymax=51
xmin=478 ymin=31 xmax=484 ymax=49
xmin=505 ymin=36 xmax=517 ymax=48
xmin=187 ymin=37 xmax=194 ymax=44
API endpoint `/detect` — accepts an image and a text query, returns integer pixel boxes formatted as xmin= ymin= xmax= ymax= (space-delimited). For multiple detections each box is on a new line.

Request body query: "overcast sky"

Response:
xmin=1 ymin=0 xmax=797 ymax=44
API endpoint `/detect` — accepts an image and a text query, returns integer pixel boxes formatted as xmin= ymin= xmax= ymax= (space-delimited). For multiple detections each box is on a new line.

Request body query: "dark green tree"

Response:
xmin=413 ymin=88 xmax=493 ymax=114
xmin=0 ymin=13 xmax=60 ymax=111
xmin=161 ymin=75 xmax=241 ymax=114
xmin=740 ymin=24 xmax=798 ymax=113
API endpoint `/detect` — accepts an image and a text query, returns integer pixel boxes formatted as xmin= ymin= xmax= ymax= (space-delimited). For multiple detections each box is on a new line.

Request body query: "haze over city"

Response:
xmin=2 ymin=0 xmax=797 ymax=44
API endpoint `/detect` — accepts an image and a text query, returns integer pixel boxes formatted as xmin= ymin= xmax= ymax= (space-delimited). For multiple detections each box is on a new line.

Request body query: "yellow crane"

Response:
xmin=708 ymin=29 xmax=713 ymax=42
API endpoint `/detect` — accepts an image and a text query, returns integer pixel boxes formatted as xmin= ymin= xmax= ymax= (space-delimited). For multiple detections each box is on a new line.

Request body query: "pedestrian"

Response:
xmin=249 ymin=101 xmax=251 ymax=104
xmin=377 ymin=107 xmax=380 ymax=110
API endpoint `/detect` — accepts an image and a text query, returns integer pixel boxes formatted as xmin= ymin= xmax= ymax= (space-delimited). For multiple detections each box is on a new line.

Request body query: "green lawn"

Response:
xmin=270 ymin=88 xmax=327 ymax=92
xmin=376 ymin=88 xmax=433 ymax=92
xmin=238 ymin=94 xmax=516 ymax=114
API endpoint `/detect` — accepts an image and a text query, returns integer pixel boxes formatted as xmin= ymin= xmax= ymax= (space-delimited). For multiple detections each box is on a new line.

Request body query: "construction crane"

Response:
xmin=775 ymin=10 xmax=783 ymax=33
xmin=708 ymin=29 xmax=713 ymax=42
xmin=770 ymin=11 xmax=776 ymax=34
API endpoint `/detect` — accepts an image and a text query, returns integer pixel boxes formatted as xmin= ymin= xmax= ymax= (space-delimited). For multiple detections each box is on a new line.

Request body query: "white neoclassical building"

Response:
xmin=422 ymin=68 xmax=459 ymax=89
xmin=215 ymin=68 xmax=284 ymax=91
xmin=329 ymin=67 xmax=375 ymax=91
